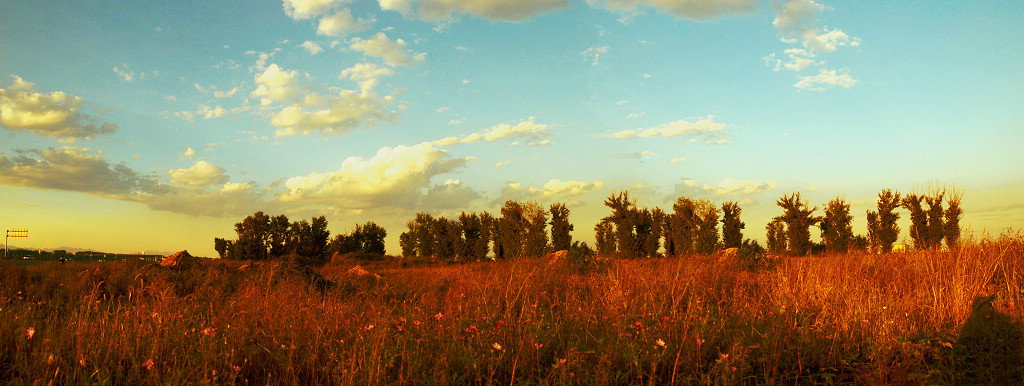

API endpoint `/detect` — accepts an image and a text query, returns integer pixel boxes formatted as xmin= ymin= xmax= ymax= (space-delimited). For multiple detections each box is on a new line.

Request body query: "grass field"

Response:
xmin=1 ymin=234 xmax=1022 ymax=384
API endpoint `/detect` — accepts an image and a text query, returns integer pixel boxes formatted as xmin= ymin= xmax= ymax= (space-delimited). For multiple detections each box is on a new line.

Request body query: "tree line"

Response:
xmin=214 ymin=211 xmax=386 ymax=263
xmin=215 ymin=187 xmax=962 ymax=261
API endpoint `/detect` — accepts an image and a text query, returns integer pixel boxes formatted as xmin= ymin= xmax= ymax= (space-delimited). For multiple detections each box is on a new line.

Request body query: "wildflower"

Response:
xmin=25 ymin=327 xmax=35 ymax=340
xmin=661 ymin=316 xmax=670 ymax=325
xmin=861 ymin=319 xmax=869 ymax=324
xmin=434 ymin=312 xmax=444 ymax=320
xmin=720 ymin=353 xmax=729 ymax=360
xmin=202 ymin=327 xmax=216 ymax=336
xmin=399 ymin=317 xmax=406 ymax=324
xmin=696 ymin=337 xmax=705 ymax=345
xmin=534 ymin=343 xmax=544 ymax=349
xmin=496 ymin=320 xmax=505 ymax=328
xmin=233 ymin=365 xmax=241 ymax=372
xmin=731 ymin=366 xmax=737 ymax=371
xmin=492 ymin=342 xmax=503 ymax=351
xmin=559 ymin=358 xmax=567 ymax=365
xmin=143 ymin=358 xmax=155 ymax=371
xmin=365 ymin=324 xmax=375 ymax=331
xmin=413 ymin=320 xmax=422 ymax=327
xmin=767 ymin=311 xmax=774 ymax=316
xmin=656 ymin=339 xmax=666 ymax=348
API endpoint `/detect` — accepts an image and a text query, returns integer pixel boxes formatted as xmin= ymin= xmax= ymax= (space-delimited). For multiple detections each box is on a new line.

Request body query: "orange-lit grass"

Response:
xmin=1 ymin=236 xmax=1022 ymax=384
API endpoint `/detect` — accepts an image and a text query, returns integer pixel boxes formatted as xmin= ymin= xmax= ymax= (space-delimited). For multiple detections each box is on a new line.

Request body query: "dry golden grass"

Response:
xmin=1 ymin=235 xmax=1022 ymax=384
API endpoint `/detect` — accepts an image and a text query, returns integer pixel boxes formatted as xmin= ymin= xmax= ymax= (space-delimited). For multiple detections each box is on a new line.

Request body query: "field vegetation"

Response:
xmin=2 ymin=231 xmax=1022 ymax=384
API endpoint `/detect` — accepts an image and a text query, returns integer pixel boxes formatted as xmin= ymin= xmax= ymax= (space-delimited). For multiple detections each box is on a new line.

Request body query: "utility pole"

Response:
xmin=5 ymin=229 xmax=28 ymax=259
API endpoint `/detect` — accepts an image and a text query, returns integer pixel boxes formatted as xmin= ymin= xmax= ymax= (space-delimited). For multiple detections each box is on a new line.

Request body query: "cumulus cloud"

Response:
xmin=168 ymin=160 xmax=229 ymax=188
xmin=609 ymin=116 xmax=726 ymax=144
xmin=767 ymin=0 xmax=861 ymax=90
xmin=674 ymin=177 xmax=775 ymax=198
xmin=317 ymin=8 xmax=373 ymax=36
xmin=379 ymin=0 xmax=569 ymax=22
xmin=282 ymin=0 xmax=347 ymax=19
xmin=349 ymin=33 xmax=426 ymax=67
xmin=173 ymin=105 xmax=229 ymax=122
xmin=250 ymin=64 xmax=300 ymax=106
xmin=213 ymin=87 xmax=240 ymax=98
xmin=300 ymin=41 xmax=324 ymax=54
xmin=420 ymin=179 xmax=483 ymax=210
xmin=498 ymin=179 xmax=604 ymax=204
xmin=0 ymin=147 xmax=153 ymax=197
xmin=271 ymin=90 xmax=398 ymax=137
xmin=0 ymin=76 xmax=117 ymax=142
xmin=587 ymin=0 xmax=756 ymax=20
xmin=340 ymin=62 xmax=394 ymax=94
xmin=794 ymin=68 xmax=857 ymax=91
xmin=432 ymin=118 xmax=552 ymax=147
xmin=0 ymin=147 xmax=270 ymax=217
xmin=278 ymin=142 xmax=475 ymax=210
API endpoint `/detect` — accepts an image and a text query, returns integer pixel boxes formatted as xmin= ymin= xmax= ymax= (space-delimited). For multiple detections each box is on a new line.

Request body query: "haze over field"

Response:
xmin=1 ymin=0 xmax=1022 ymax=256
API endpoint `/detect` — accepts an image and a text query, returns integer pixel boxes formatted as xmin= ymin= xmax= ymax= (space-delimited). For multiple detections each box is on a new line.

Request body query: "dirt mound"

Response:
xmin=345 ymin=265 xmax=383 ymax=281
xmin=160 ymin=250 xmax=200 ymax=270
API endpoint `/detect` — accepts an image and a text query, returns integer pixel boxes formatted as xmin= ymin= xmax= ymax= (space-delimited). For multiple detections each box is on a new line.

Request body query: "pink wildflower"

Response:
xmin=202 ymin=327 xmax=216 ymax=336
xmin=25 ymin=327 xmax=35 ymax=340
xmin=143 ymin=358 xmax=154 ymax=371
xmin=492 ymin=342 xmax=503 ymax=351
xmin=656 ymin=339 xmax=666 ymax=348
xmin=496 ymin=320 xmax=505 ymax=328
xmin=434 ymin=312 xmax=444 ymax=320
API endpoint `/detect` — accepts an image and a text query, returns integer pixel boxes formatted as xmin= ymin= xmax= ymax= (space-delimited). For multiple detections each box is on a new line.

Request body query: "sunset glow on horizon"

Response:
xmin=2 ymin=0 xmax=1022 ymax=256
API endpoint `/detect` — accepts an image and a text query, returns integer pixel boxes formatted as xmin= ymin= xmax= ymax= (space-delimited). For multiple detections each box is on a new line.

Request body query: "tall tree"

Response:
xmin=234 ymin=211 xmax=271 ymax=260
xmin=820 ymin=197 xmax=854 ymax=253
xmin=944 ymin=189 xmax=963 ymax=249
xmin=459 ymin=212 xmax=487 ymax=261
xmin=213 ymin=237 xmax=233 ymax=259
xmin=524 ymin=202 xmax=549 ymax=257
xmin=479 ymin=212 xmax=494 ymax=259
xmin=497 ymin=201 xmax=529 ymax=259
xmin=433 ymin=217 xmax=462 ymax=260
xmin=412 ymin=213 xmax=436 ymax=258
xmin=549 ymin=203 xmax=573 ymax=252
xmin=776 ymin=192 xmax=820 ymax=256
xmin=268 ymin=214 xmax=291 ymax=259
xmin=594 ymin=218 xmax=616 ymax=255
xmin=356 ymin=221 xmax=387 ymax=256
xmin=766 ymin=218 xmax=787 ymax=254
xmin=901 ymin=194 xmax=927 ymax=249
xmin=720 ymin=201 xmax=744 ymax=249
xmin=925 ymin=189 xmax=946 ymax=250
xmin=874 ymin=189 xmax=902 ymax=253
xmin=604 ymin=191 xmax=638 ymax=257
xmin=694 ymin=199 xmax=720 ymax=255
xmin=666 ymin=197 xmax=697 ymax=256
xmin=399 ymin=230 xmax=415 ymax=257
xmin=866 ymin=211 xmax=880 ymax=252
xmin=289 ymin=216 xmax=330 ymax=263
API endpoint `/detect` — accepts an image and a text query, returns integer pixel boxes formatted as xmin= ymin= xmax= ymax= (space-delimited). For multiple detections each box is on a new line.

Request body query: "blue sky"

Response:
xmin=1 ymin=0 xmax=1022 ymax=256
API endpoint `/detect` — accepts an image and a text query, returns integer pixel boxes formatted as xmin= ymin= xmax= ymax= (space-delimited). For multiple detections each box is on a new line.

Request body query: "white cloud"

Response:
xmin=250 ymin=64 xmax=300 ymax=105
xmin=583 ymin=45 xmax=609 ymax=65
xmin=300 ymin=41 xmax=324 ymax=55
xmin=278 ymin=142 xmax=475 ymax=210
xmin=349 ymin=32 xmax=426 ymax=67
xmin=794 ymin=68 xmax=858 ymax=91
xmin=181 ymin=147 xmax=196 ymax=160
xmin=674 ymin=177 xmax=775 ymax=198
xmin=271 ymin=90 xmax=397 ymax=137
xmin=113 ymin=65 xmax=135 ymax=82
xmin=587 ymin=0 xmax=756 ymax=20
xmin=174 ymin=105 xmax=229 ymax=122
xmin=764 ymin=48 xmax=820 ymax=72
xmin=432 ymin=118 xmax=552 ymax=147
xmin=609 ymin=116 xmax=726 ymax=144
xmin=317 ymin=9 xmax=373 ymax=36
xmin=0 ymin=76 xmax=117 ymax=141
xmin=0 ymin=146 xmax=154 ymax=197
xmin=168 ymin=160 xmax=229 ymax=188
xmin=379 ymin=0 xmax=570 ymax=22
xmin=340 ymin=62 xmax=394 ymax=94
xmin=670 ymin=157 xmax=687 ymax=164
xmin=499 ymin=179 xmax=604 ymax=203
xmin=213 ymin=87 xmax=239 ymax=98
xmin=282 ymin=0 xmax=346 ymax=19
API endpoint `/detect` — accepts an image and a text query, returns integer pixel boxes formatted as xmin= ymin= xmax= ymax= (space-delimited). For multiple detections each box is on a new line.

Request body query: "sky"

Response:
xmin=1 ymin=0 xmax=1022 ymax=257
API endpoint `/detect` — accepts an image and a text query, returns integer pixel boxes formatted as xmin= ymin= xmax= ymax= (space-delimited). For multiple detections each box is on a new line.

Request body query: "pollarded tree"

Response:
xmin=524 ymin=202 xmax=549 ymax=257
xmin=594 ymin=218 xmax=616 ymax=255
xmin=766 ymin=218 xmax=787 ymax=254
xmin=820 ymin=197 xmax=854 ymax=253
xmin=925 ymin=189 xmax=945 ymax=250
xmin=721 ymin=201 xmax=744 ymax=249
xmin=873 ymin=189 xmax=901 ymax=253
xmin=604 ymin=191 xmax=638 ymax=257
xmin=694 ymin=199 xmax=720 ymax=255
xmin=901 ymin=194 xmax=928 ymax=249
xmin=549 ymin=203 xmax=573 ymax=252
xmin=776 ymin=192 xmax=819 ymax=256
xmin=665 ymin=197 xmax=697 ymax=256
xmin=944 ymin=189 xmax=963 ymax=249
